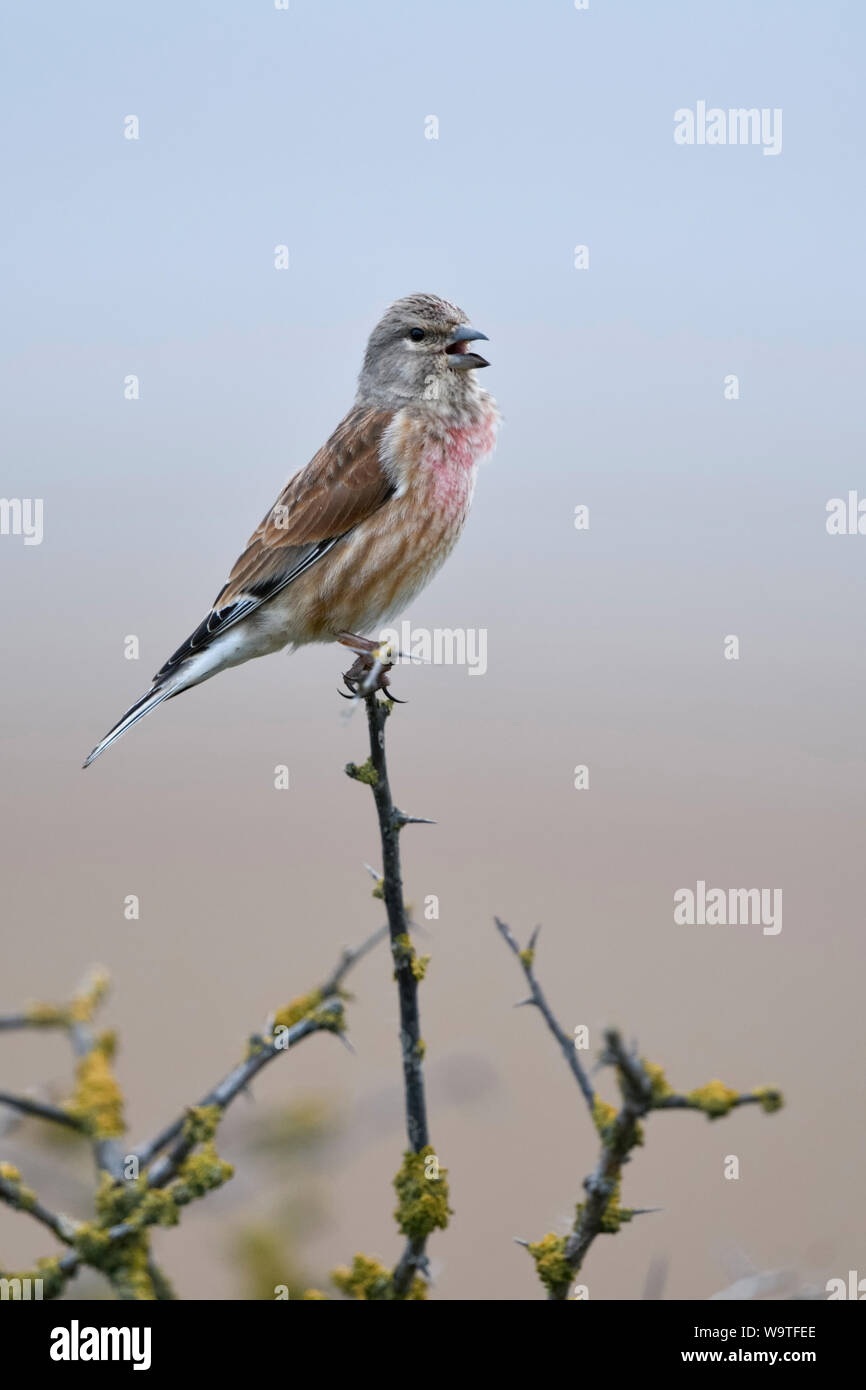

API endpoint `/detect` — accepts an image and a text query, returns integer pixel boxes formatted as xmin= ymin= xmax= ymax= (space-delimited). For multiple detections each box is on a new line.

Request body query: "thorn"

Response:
xmin=336 ymin=1033 xmax=357 ymax=1055
xmin=395 ymin=813 xmax=437 ymax=827
xmin=528 ymin=924 xmax=542 ymax=951
xmin=513 ymin=1237 xmax=530 ymax=1248
xmin=513 ymin=997 xmax=537 ymax=1009
xmin=362 ymin=862 xmax=381 ymax=881
xmin=407 ymin=916 xmax=432 ymax=937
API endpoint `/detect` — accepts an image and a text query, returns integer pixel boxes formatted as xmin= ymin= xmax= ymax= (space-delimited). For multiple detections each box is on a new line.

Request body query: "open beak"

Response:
xmin=445 ymin=324 xmax=490 ymax=370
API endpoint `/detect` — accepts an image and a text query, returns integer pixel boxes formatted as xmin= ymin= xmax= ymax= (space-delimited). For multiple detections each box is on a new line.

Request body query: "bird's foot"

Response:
xmin=339 ymin=642 xmax=405 ymax=702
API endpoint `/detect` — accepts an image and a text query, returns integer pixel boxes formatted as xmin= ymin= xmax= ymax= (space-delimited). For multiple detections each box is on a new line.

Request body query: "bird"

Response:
xmin=83 ymin=293 xmax=499 ymax=767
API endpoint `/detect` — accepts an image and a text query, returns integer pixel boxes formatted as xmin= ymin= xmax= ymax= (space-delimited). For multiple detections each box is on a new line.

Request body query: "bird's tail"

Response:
xmin=82 ymin=682 xmax=178 ymax=768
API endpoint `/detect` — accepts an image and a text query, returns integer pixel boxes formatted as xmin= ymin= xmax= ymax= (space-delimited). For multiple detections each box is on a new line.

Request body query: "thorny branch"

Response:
xmin=1 ymin=695 xmax=445 ymax=1303
xmin=0 ymin=926 xmax=387 ymax=1299
xmin=131 ymin=924 xmax=394 ymax=1175
xmin=350 ymin=696 xmax=429 ymax=1156
xmin=495 ymin=918 xmax=595 ymax=1114
xmin=0 ymin=1091 xmax=86 ymax=1132
xmin=0 ymin=1170 xmax=78 ymax=1246
xmin=496 ymin=919 xmax=784 ymax=1301
xmin=344 ymin=693 xmax=447 ymax=1300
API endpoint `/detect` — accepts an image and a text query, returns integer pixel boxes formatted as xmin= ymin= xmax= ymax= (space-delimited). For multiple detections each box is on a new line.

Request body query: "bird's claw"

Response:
xmin=340 ymin=646 xmax=405 ymax=702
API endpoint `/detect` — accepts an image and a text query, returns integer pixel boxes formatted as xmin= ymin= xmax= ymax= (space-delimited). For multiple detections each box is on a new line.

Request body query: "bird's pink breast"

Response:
xmin=420 ymin=404 xmax=499 ymax=515
xmin=282 ymin=397 xmax=499 ymax=640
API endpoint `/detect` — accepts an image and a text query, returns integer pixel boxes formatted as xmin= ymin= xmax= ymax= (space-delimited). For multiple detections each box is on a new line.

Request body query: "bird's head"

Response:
xmin=357 ymin=293 xmax=490 ymax=407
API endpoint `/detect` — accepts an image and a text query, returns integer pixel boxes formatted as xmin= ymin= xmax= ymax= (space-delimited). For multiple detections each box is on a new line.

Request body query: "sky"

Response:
xmin=1 ymin=0 xmax=864 ymax=1300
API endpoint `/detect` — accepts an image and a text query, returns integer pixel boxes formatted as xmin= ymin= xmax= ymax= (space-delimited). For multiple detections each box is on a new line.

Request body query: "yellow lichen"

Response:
xmin=345 ymin=759 xmax=378 ymax=786
xmin=65 ymin=1042 xmax=124 ymax=1138
xmin=592 ymin=1094 xmax=618 ymax=1143
xmin=392 ymin=1146 xmax=451 ymax=1241
xmin=331 ymin=1252 xmax=426 ymax=1301
xmin=71 ymin=1216 xmax=156 ymax=1299
xmin=391 ymin=934 xmax=429 ymax=984
xmin=131 ymin=1188 xmax=181 ymax=1230
xmin=519 ymin=948 xmax=535 ymax=968
xmin=0 ymin=1163 xmax=36 ymax=1212
xmin=309 ymin=1001 xmax=346 ymax=1034
xmin=411 ymin=954 xmax=430 ymax=981
xmin=272 ymin=989 xmax=323 ymax=1031
xmin=68 ymin=968 xmax=111 ymax=1024
xmin=72 ymin=1224 xmax=113 ymax=1263
xmin=181 ymin=1104 xmax=222 ymax=1147
xmin=95 ymin=1171 xmax=146 ymax=1225
xmin=642 ymin=1059 xmax=673 ymax=1103
xmin=22 ymin=969 xmax=110 ymax=1032
xmin=35 ymin=1256 xmax=67 ymax=1299
xmin=25 ymin=1001 xmax=69 ymax=1028
xmin=110 ymin=1238 xmax=156 ymax=1301
xmin=270 ymin=992 xmax=344 ymax=1037
xmin=752 ymin=1086 xmax=784 ymax=1114
xmin=527 ymin=1232 xmax=571 ymax=1298
xmin=686 ymin=1079 xmax=740 ymax=1119
xmin=332 ymin=1253 xmax=394 ymax=1301
xmin=576 ymin=1177 xmax=634 ymax=1234
xmin=171 ymin=1142 xmax=234 ymax=1205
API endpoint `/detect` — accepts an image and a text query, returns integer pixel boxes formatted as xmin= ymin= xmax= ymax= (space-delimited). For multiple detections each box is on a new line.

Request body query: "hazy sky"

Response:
xmin=1 ymin=0 xmax=864 ymax=1300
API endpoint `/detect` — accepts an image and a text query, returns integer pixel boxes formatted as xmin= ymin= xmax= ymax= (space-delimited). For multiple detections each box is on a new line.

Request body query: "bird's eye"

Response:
xmin=409 ymin=327 xmax=425 ymax=342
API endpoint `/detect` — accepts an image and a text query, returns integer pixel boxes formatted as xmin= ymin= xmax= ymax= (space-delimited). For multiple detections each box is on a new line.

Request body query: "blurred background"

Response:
xmin=1 ymin=0 xmax=864 ymax=1299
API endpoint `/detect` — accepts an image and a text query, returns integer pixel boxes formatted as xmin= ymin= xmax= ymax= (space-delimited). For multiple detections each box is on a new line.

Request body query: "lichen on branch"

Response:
xmin=496 ymin=919 xmax=785 ymax=1300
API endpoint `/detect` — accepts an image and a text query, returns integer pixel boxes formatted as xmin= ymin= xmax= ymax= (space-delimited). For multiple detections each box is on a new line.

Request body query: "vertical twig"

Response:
xmin=360 ymin=694 xmax=429 ymax=1154
xmin=348 ymin=694 xmax=433 ymax=1295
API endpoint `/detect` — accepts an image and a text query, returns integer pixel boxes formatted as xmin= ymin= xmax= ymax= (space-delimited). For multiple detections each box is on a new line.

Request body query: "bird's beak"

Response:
xmin=445 ymin=324 xmax=490 ymax=370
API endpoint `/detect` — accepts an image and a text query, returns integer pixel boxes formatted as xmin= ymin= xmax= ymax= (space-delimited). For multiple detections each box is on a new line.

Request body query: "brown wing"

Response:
xmin=218 ymin=405 xmax=395 ymax=606
xmin=154 ymin=406 xmax=396 ymax=681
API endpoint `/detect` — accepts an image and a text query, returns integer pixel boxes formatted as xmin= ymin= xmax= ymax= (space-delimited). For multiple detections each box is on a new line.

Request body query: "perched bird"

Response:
xmin=83 ymin=293 xmax=499 ymax=767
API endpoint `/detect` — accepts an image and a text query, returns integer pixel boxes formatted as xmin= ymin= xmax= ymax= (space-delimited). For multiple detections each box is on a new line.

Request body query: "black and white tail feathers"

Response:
xmin=82 ymin=588 xmax=265 ymax=768
xmin=82 ymin=680 xmax=182 ymax=768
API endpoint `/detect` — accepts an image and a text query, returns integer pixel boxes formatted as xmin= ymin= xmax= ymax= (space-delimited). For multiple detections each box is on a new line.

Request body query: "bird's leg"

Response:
xmin=336 ymin=632 xmax=379 ymax=658
xmin=336 ymin=632 xmax=402 ymax=700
